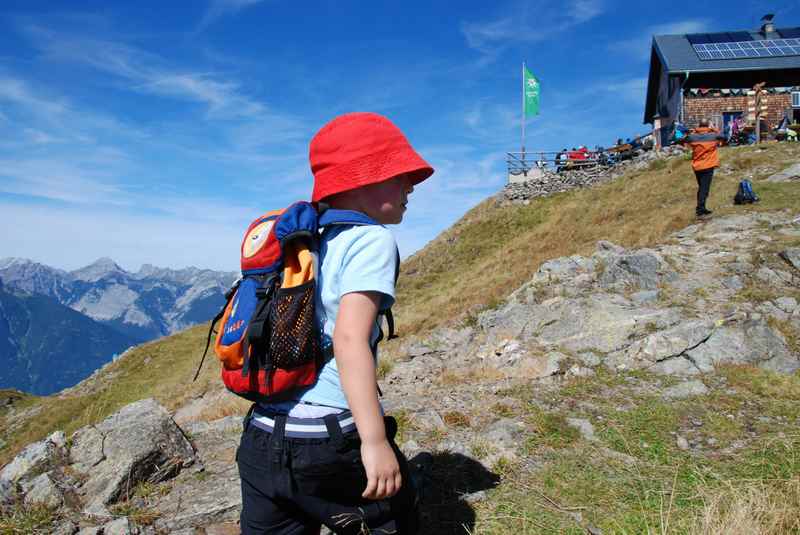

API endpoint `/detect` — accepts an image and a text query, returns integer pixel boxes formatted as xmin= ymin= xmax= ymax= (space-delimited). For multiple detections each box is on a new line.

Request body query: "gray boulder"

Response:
xmin=662 ymin=380 xmax=709 ymax=400
xmin=480 ymin=418 xmax=526 ymax=466
xmin=0 ymin=431 xmax=66 ymax=485
xmin=79 ymin=398 xmax=195 ymax=516
xmin=531 ymin=255 xmax=594 ymax=283
xmin=566 ymin=418 xmax=597 ymax=441
xmin=686 ymin=319 xmax=798 ymax=374
xmin=780 ymin=248 xmax=800 ymax=271
xmin=766 ymin=163 xmax=800 ymax=182
xmin=510 ymin=351 xmax=565 ymax=379
xmin=775 ymin=297 xmax=798 ymax=314
xmin=103 ymin=517 xmax=137 ymax=535
xmin=152 ymin=414 xmax=249 ymax=532
xmin=69 ymin=425 xmax=105 ymax=473
xmin=597 ymin=250 xmax=670 ymax=291
xmin=607 ymin=320 xmax=715 ymax=375
xmin=152 ymin=480 xmax=242 ymax=533
xmin=21 ymin=472 xmax=63 ymax=508
xmin=520 ymin=295 xmax=681 ymax=355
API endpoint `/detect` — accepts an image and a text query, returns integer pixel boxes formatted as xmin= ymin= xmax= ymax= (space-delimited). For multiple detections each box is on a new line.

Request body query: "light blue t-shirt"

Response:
xmin=263 ymin=223 xmax=397 ymax=414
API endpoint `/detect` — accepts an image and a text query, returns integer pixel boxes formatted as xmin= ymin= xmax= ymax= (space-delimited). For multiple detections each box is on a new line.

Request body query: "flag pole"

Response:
xmin=521 ymin=62 xmax=526 ymax=162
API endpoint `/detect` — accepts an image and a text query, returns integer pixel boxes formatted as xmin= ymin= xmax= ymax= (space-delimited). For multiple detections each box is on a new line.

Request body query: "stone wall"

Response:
xmin=684 ymin=92 xmax=792 ymax=129
xmin=503 ymin=145 xmax=684 ymax=202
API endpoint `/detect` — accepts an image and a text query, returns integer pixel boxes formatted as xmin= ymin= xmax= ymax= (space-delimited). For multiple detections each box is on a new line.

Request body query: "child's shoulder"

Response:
xmin=328 ymin=224 xmax=396 ymax=251
xmin=324 ymin=224 xmax=397 ymax=274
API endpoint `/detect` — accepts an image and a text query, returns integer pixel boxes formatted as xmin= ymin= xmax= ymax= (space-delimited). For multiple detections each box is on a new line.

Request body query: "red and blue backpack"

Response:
xmin=194 ymin=202 xmax=396 ymax=402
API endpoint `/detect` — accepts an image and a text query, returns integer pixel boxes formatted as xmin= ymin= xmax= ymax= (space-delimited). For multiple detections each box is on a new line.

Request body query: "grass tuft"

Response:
xmin=0 ymin=502 xmax=59 ymax=534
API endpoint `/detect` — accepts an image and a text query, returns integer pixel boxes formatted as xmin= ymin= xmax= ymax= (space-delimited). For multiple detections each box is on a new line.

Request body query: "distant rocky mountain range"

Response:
xmin=0 ymin=257 xmax=237 ymax=395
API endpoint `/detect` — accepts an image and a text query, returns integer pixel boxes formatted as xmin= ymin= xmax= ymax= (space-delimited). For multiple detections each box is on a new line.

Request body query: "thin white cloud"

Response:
xmin=0 ymin=74 xmax=148 ymax=139
xmin=140 ymin=73 xmax=266 ymax=117
xmin=460 ymin=0 xmax=605 ymax=65
xmin=198 ymin=0 xmax=265 ymax=30
xmin=0 ymin=76 xmax=68 ymax=119
xmin=570 ymin=0 xmax=604 ymax=24
xmin=461 ymin=17 xmax=515 ymax=55
xmin=25 ymin=25 xmax=267 ymax=120
xmin=22 ymin=128 xmax=61 ymax=144
xmin=0 ymin=158 xmax=127 ymax=204
xmin=457 ymin=100 xmax=518 ymax=145
xmin=596 ymin=77 xmax=648 ymax=103
xmin=609 ymin=19 xmax=711 ymax=61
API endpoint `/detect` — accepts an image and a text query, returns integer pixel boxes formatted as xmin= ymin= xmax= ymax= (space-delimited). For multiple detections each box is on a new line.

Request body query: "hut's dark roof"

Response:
xmin=653 ymin=28 xmax=800 ymax=73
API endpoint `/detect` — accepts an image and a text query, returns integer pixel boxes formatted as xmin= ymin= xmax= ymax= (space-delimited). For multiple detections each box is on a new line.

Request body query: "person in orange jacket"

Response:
xmin=683 ymin=119 xmax=725 ymax=217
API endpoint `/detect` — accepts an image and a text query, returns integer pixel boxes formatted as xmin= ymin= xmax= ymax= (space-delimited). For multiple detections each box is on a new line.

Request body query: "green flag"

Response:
xmin=524 ymin=66 xmax=540 ymax=117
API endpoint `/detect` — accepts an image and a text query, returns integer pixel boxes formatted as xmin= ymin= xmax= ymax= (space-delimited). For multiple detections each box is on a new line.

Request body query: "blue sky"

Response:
xmin=1 ymin=1 xmax=797 ymax=272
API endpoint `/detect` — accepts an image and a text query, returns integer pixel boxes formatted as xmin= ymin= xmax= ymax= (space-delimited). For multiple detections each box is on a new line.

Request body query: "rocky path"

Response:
xmin=2 ymin=210 xmax=799 ymax=533
xmin=386 ymin=209 xmax=799 ymax=448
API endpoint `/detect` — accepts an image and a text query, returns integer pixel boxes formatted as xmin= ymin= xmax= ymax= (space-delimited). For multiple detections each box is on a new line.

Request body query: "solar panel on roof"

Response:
xmin=687 ymin=33 xmax=711 ymax=44
xmin=729 ymin=31 xmax=753 ymax=41
xmin=778 ymin=28 xmax=800 ymax=39
xmin=692 ymin=39 xmax=800 ymax=60
xmin=687 ymin=31 xmax=754 ymax=44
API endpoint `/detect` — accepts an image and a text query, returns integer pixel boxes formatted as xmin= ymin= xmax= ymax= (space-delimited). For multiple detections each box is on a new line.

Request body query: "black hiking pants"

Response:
xmin=237 ymin=412 xmax=419 ymax=535
xmin=694 ymin=168 xmax=714 ymax=214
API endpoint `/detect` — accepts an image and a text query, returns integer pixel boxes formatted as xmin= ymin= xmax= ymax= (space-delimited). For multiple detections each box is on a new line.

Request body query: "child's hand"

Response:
xmin=360 ymin=439 xmax=402 ymax=500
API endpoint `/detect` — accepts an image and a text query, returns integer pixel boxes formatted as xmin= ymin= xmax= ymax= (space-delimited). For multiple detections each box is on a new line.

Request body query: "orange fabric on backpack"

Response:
xmin=214 ymin=297 xmax=245 ymax=370
xmin=282 ymin=242 xmax=314 ymax=289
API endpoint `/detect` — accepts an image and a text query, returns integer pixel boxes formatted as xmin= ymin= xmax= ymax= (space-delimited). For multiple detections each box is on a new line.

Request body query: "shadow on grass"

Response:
xmin=413 ymin=451 xmax=500 ymax=535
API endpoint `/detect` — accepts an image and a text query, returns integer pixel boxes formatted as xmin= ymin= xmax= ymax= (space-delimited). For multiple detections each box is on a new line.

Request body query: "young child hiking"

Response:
xmin=236 ymin=112 xmax=434 ymax=534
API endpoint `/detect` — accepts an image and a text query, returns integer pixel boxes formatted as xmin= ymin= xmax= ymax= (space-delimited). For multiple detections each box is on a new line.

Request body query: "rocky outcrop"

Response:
xmin=0 ymin=431 xmax=66 ymax=493
xmin=1 ymin=399 xmax=197 ymax=532
xmin=383 ymin=210 xmax=800 ymax=472
xmin=766 ymin=162 xmax=800 ymax=182
xmin=77 ymin=399 xmax=196 ymax=517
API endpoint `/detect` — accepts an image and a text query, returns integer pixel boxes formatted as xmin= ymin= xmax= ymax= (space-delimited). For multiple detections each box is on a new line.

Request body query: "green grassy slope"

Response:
xmin=394 ymin=142 xmax=800 ymax=334
xmin=467 ymin=366 xmax=800 ymax=534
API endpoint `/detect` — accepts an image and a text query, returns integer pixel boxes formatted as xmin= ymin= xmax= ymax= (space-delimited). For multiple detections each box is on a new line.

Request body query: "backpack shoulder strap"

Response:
xmin=318 ymin=208 xmax=380 ymax=227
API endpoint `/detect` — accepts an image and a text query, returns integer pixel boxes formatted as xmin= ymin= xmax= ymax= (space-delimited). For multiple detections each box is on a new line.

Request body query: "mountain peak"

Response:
xmin=90 ymin=257 xmax=120 ymax=270
xmin=0 ymin=257 xmax=34 ymax=269
xmin=71 ymin=257 xmax=125 ymax=282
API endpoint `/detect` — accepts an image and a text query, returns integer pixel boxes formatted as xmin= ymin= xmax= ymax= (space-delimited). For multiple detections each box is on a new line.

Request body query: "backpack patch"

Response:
xmin=734 ymin=179 xmax=759 ymax=205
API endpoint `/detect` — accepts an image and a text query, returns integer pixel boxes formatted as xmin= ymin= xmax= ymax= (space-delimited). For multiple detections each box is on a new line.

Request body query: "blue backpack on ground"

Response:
xmin=734 ymin=179 xmax=759 ymax=205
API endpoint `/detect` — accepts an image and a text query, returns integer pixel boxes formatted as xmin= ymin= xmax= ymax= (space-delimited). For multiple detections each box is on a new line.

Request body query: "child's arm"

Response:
xmin=334 ymin=291 xmax=402 ymax=501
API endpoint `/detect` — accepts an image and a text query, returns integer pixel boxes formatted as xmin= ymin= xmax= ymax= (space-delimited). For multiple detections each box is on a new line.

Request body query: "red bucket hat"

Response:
xmin=309 ymin=112 xmax=434 ymax=202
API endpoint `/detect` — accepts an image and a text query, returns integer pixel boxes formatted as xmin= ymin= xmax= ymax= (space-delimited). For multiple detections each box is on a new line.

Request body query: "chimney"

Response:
xmin=760 ymin=14 xmax=775 ymax=36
